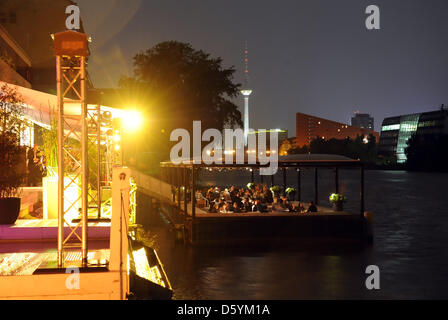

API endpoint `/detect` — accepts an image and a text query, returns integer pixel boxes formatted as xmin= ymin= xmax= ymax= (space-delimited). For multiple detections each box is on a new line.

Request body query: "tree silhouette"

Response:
xmin=120 ymin=41 xmax=242 ymax=130
xmin=290 ymin=135 xmax=378 ymax=164
xmin=405 ymin=134 xmax=448 ymax=172
xmin=116 ymin=41 xmax=243 ymax=163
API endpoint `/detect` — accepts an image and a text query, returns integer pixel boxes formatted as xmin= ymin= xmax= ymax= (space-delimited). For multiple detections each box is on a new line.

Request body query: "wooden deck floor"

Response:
xmin=0 ymin=249 xmax=110 ymax=276
xmin=178 ymin=201 xmax=357 ymax=218
xmin=0 ymin=219 xmax=110 ymax=241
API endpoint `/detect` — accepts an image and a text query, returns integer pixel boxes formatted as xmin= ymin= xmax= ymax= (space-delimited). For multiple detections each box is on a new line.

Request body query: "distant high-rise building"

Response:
xmin=351 ymin=112 xmax=374 ymax=131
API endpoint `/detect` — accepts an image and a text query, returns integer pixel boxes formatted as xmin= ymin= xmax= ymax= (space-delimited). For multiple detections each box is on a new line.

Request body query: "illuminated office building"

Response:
xmin=379 ymin=107 xmax=448 ymax=163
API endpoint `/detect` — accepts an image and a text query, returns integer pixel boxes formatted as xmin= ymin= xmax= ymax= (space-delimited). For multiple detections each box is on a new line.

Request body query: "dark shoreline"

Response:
xmin=365 ymin=164 xmax=448 ymax=173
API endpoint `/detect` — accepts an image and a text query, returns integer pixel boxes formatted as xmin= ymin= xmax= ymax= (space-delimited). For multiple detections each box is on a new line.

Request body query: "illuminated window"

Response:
xmin=418 ymin=120 xmax=436 ymax=128
xmin=396 ymin=114 xmax=420 ymax=163
xmin=381 ymin=124 xmax=400 ymax=131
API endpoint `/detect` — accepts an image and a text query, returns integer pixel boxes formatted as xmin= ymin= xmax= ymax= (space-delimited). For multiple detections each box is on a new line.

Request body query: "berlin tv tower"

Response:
xmin=241 ymin=42 xmax=252 ymax=147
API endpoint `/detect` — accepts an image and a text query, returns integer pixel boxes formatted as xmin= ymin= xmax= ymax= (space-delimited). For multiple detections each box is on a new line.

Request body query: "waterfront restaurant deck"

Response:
xmin=158 ymin=155 xmax=372 ymax=245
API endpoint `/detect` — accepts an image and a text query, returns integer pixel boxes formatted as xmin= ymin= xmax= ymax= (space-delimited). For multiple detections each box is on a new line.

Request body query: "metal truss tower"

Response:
xmin=54 ymin=31 xmax=90 ymax=267
xmin=87 ymin=103 xmax=102 ymax=220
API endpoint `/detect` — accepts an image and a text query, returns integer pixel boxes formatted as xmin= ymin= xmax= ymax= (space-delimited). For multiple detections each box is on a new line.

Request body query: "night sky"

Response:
xmin=75 ymin=0 xmax=448 ymax=134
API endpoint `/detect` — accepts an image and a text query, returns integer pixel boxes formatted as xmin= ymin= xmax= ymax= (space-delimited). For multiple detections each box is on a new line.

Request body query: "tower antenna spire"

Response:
xmin=244 ymin=40 xmax=250 ymax=88
xmin=241 ymin=41 xmax=253 ymax=147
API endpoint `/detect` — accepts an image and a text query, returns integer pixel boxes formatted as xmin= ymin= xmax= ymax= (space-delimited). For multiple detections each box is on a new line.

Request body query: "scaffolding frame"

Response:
xmin=56 ymin=54 xmax=89 ymax=267
xmin=87 ymin=103 xmax=102 ymax=219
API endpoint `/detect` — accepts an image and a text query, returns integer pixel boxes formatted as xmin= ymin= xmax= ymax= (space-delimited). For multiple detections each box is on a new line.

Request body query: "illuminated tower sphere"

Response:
xmin=241 ymin=43 xmax=252 ymax=147
xmin=241 ymin=89 xmax=252 ymax=146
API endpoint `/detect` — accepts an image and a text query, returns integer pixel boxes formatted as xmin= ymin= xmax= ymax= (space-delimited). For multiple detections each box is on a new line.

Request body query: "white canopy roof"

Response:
xmin=0 ymin=81 xmax=125 ymax=129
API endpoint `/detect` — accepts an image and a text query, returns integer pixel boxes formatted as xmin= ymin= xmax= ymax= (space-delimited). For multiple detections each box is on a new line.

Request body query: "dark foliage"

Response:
xmin=0 ymin=133 xmax=26 ymax=198
xmin=0 ymin=84 xmax=26 ymax=198
xmin=405 ymin=134 xmax=448 ymax=172
xmin=116 ymin=41 xmax=243 ymax=163
xmin=289 ymin=134 xmax=378 ymax=164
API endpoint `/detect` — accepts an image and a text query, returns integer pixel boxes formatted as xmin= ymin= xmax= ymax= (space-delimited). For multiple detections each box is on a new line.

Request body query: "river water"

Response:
xmin=147 ymin=170 xmax=448 ymax=299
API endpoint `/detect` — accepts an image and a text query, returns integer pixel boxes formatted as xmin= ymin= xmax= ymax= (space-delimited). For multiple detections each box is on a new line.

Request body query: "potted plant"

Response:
xmin=40 ymin=113 xmax=58 ymax=177
xmin=270 ymin=185 xmax=282 ymax=197
xmin=0 ymin=84 xmax=26 ymax=224
xmin=285 ymin=187 xmax=297 ymax=201
xmin=0 ymin=136 xmax=25 ymax=224
xmin=40 ymin=110 xmax=60 ymax=219
xmin=329 ymin=193 xmax=346 ymax=212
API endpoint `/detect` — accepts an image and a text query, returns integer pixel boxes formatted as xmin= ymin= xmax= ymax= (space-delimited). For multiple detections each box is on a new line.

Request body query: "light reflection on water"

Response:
xmin=147 ymin=170 xmax=448 ymax=299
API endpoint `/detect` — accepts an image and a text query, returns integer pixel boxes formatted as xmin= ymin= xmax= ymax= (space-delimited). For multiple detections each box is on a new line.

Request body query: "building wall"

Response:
xmin=351 ymin=113 xmax=374 ymax=130
xmin=0 ymin=56 xmax=31 ymax=88
xmin=1 ymin=0 xmax=84 ymax=93
xmin=248 ymin=129 xmax=288 ymax=148
xmin=378 ymin=116 xmax=400 ymax=156
xmin=379 ymin=109 xmax=448 ymax=162
xmin=0 ymin=24 xmax=31 ymax=87
xmin=296 ymin=112 xmax=379 ymax=147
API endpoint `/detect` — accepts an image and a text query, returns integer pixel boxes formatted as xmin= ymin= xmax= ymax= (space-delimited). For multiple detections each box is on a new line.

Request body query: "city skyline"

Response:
xmin=75 ymin=0 xmax=448 ymax=135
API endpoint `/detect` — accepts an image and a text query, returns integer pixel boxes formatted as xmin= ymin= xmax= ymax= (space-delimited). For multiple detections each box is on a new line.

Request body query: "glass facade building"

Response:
xmin=379 ymin=109 xmax=448 ymax=163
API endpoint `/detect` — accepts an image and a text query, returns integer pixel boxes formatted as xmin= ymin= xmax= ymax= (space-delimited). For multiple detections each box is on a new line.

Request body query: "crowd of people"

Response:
xmin=198 ymin=184 xmax=318 ymax=214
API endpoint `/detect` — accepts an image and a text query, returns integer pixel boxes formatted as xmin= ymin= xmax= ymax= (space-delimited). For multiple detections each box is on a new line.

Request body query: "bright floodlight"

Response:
xmin=123 ymin=110 xmax=143 ymax=132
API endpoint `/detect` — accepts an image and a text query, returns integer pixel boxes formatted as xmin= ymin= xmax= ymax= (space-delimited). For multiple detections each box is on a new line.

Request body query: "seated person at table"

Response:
xmin=252 ymin=199 xmax=266 ymax=213
xmin=209 ymin=202 xmax=219 ymax=213
xmin=208 ymin=187 xmax=220 ymax=202
xmin=216 ymin=200 xmax=225 ymax=212
xmin=307 ymin=201 xmax=317 ymax=213
xmin=206 ymin=187 xmax=213 ymax=202
xmin=297 ymin=202 xmax=306 ymax=213
xmin=253 ymin=185 xmax=262 ymax=200
xmin=280 ymin=197 xmax=290 ymax=210
xmin=231 ymin=202 xmax=241 ymax=213
xmin=271 ymin=197 xmax=283 ymax=212
xmin=229 ymin=186 xmax=239 ymax=201
xmin=223 ymin=189 xmax=231 ymax=201
xmin=262 ymin=185 xmax=273 ymax=204
xmin=241 ymin=198 xmax=252 ymax=212
xmin=288 ymin=202 xmax=298 ymax=212
xmin=220 ymin=202 xmax=232 ymax=214
xmin=231 ymin=189 xmax=242 ymax=207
